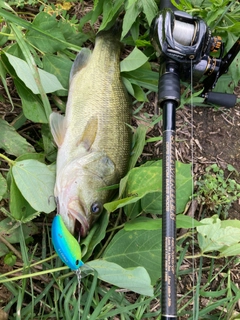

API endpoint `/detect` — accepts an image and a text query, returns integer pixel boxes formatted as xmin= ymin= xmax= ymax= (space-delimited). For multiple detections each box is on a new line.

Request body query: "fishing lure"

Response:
xmin=51 ymin=215 xmax=84 ymax=270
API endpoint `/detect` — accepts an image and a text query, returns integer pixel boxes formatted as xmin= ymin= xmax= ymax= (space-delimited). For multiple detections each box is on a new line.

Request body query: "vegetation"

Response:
xmin=0 ymin=0 xmax=239 ymax=319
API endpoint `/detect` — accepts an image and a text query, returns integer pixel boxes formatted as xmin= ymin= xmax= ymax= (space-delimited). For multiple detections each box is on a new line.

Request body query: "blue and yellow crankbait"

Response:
xmin=51 ymin=215 xmax=84 ymax=270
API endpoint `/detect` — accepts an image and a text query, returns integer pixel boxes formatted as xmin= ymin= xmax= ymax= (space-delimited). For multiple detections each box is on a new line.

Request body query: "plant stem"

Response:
xmin=0 ymin=153 xmax=15 ymax=166
xmin=0 ymin=234 xmax=22 ymax=260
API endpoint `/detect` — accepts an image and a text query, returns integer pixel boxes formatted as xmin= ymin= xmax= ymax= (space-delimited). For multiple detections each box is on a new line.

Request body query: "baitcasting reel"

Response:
xmin=151 ymin=9 xmax=240 ymax=108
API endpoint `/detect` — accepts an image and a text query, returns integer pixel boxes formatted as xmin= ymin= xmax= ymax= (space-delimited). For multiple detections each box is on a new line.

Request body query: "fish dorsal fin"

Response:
xmin=78 ymin=116 xmax=98 ymax=151
xmin=49 ymin=112 xmax=66 ymax=147
xmin=69 ymin=48 xmax=92 ymax=83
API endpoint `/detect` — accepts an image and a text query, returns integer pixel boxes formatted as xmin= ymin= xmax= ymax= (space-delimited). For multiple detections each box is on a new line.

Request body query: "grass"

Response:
xmin=0 ymin=0 xmax=240 ymax=319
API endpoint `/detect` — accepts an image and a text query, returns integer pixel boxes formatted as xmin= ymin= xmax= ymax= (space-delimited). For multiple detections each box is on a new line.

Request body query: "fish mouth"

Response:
xmin=67 ymin=207 xmax=90 ymax=239
xmin=73 ymin=215 xmax=89 ymax=238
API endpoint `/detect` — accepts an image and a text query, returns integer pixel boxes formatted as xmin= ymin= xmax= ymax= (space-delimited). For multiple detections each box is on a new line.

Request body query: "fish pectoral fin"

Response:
xmin=49 ymin=112 xmax=66 ymax=147
xmin=77 ymin=116 xmax=98 ymax=151
xmin=69 ymin=48 xmax=92 ymax=83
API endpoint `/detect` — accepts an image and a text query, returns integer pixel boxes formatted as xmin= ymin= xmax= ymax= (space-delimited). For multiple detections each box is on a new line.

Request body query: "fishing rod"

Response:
xmin=151 ymin=1 xmax=240 ymax=319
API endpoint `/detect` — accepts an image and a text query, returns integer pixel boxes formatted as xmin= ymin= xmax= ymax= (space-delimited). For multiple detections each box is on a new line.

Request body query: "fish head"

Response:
xmin=55 ymin=152 xmax=117 ymax=238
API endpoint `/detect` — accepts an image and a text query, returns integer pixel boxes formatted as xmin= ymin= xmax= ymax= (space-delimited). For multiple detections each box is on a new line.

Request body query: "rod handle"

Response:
xmin=161 ymin=316 xmax=178 ymax=320
xmin=204 ymin=91 xmax=237 ymax=108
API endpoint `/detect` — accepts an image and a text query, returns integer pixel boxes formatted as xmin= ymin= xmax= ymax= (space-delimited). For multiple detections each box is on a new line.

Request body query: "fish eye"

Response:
xmin=76 ymin=259 xmax=79 ymax=266
xmin=90 ymin=202 xmax=103 ymax=215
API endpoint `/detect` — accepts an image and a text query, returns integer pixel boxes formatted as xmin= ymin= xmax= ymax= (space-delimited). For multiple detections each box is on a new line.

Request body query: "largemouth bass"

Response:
xmin=50 ymin=29 xmax=131 ymax=238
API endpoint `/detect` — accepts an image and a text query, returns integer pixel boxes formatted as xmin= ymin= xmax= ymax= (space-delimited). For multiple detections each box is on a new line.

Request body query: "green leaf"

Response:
xmin=0 ymin=218 xmax=38 ymax=244
xmin=176 ymin=214 xmax=203 ymax=229
xmin=197 ymin=215 xmax=240 ymax=253
xmin=0 ymin=58 xmax=14 ymax=109
xmin=104 ymin=161 xmax=162 ymax=213
xmin=13 ymin=76 xmax=48 ymax=123
xmin=12 ymin=159 xmax=56 ymax=213
xmin=141 ymin=0 xmax=158 ymax=25
xmin=99 ymin=0 xmax=124 ymax=31
xmin=102 ymin=228 xmax=162 ymax=284
xmin=25 ymin=12 xmax=71 ymax=53
xmin=0 ymin=173 xmax=7 ymax=201
xmin=81 ymin=210 xmax=109 ymax=260
xmin=88 ymin=260 xmax=153 ymax=296
xmin=121 ymin=63 xmax=158 ymax=92
xmin=9 ymin=169 xmax=38 ymax=221
xmin=42 ymin=54 xmax=73 ymax=93
xmin=105 ymin=161 xmax=192 ymax=215
xmin=141 ymin=161 xmax=192 ymax=214
xmin=128 ymin=125 xmax=148 ymax=170
xmin=0 ymin=243 xmax=9 ymax=257
xmin=221 ymin=220 xmax=240 ymax=229
xmin=219 ymin=243 xmax=240 ymax=257
xmin=0 ymin=118 xmax=35 ymax=157
xmin=4 ymin=252 xmax=17 ymax=267
xmin=0 ymin=9 xmax=80 ymax=52
xmin=120 ymin=47 xmax=149 ymax=72
xmin=124 ymin=217 xmax=162 ymax=231
xmin=121 ymin=1 xmax=142 ymax=39
xmin=5 ymin=53 xmax=65 ymax=94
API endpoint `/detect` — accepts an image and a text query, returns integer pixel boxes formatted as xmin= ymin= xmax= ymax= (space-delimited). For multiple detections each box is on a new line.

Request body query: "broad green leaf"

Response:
xmin=128 ymin=125 xmax=148 ymax=170
xmin=221 ymin=220 xmax=240 ymax=229
xmin=5 ymin=53 xmax=65 ymax=94
xmin=16 ymin=153 xmax=45 ymax=163
xmin=219 ymin=243 xmax=240 ymax=257
xmin=120 ymin=47 xmax=149 ymax=72
xmin=124 ymin=217 xmax=162 ymax=231
xmin=102 ymin=228 xmax=162 ymax=284
xmin=176 ymin=214 xmax=203 ymax=229
xmin=105 ymin=160 xmax=192 ymax=215
xmin=99 ymin=0 xmax=124 ymax=31
xmin=122 ymin=63 xmax=158 ymax=92
xmin=0 ymin=242 xmax=9 ymax=257
xmin=121 ymin=1 xmax=142 ymax=39
xmin=197 ymin=215 xmax=240 ymax=253
xmin=104 ymin=161 xmax=162 ymax=213
xmin=41 ymin=124 xmax=57 ymax=162
xmin=0 ymin=58 xmax=14 ymax=109
xmin=42 ymin=54 xmax=73 ymax=92
xmin=13 ymin=76 xmax=48 ymax=123
xmin=88 ymin=260 xmax=153 ymax=296
xmin=0 ymin=118 xmax=35 ymax=157
xmin=9 ymin=169 xmax=38 ymax=221
xmin=0 ymin=9 xmax=80 ymax=52
xmin=124 ymin=215 xmax=201 ymax=232
xmin=141 ymin=161 xmax=192 ymax=214
xmin=12 ymin=159 xmax=56 ymax=213
xmin=0 ymin=173 xmax=7 ymax=201
xmin=25 ymin=12 xmax=68 ymax=53
xmin=141 ymin=0 xmax=158 ymax=25
xmin=0 ymin=218 xmax=38 ymax=244
xmin=81 ymin=210 xmax=109 ymax=260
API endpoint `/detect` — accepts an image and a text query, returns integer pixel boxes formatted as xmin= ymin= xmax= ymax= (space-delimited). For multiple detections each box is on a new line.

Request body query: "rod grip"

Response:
xmin=162 ymin=317 xmax=178 ymax=320
xmin=204 ymin=92 xmax=237 ymax=108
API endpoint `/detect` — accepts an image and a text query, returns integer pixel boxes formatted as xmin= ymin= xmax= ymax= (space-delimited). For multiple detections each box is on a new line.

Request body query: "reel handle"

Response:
xmin=203 ymin=92 xmax=237 ymax=108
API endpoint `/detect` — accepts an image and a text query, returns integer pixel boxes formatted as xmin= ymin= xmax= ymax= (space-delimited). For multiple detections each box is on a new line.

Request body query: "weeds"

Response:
xmin=195 ymin=163 xmax=240 ymax=218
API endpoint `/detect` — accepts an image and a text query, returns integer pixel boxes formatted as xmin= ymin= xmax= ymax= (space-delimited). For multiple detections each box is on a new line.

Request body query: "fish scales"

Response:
xmin=50 ymin=29 xmax=131 ymax=238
